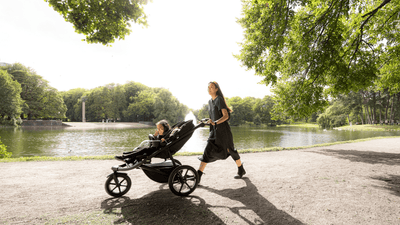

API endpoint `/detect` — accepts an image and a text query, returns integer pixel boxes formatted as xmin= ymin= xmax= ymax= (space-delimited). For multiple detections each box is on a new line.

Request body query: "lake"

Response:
xmin=1 ymin=125 xmax=399 ymax=158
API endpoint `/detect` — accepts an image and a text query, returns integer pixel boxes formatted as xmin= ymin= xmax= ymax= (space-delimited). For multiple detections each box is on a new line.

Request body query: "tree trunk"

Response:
xmin=360 ymin=112 xmax=364 ymax=125
xmin=390 ymin=93 xmax=396 ymax=123
xmin=365 ymin=105 xmax=371 ymax=124
xmin=372 ymin=92 xmax=376 ymax=124
xmin=385 ymin=94 xmax=390 ymax=123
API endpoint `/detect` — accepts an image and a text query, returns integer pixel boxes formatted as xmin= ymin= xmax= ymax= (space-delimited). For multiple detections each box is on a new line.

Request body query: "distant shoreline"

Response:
xmin=62 ymin=122 xmax=155 ymax=129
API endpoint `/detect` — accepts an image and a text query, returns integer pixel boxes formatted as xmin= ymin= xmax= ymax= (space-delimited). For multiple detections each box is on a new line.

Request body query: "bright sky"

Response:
xmin=0 ymin=0 xmax=271 ymax=110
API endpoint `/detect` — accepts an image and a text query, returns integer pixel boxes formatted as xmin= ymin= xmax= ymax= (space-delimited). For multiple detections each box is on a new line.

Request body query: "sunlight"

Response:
xmin=184 ymin=111 xmax=197 ymax=125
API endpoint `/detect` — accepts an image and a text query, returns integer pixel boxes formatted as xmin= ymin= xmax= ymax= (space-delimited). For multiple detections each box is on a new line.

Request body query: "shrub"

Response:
xmin=0 ymin=137 xmax=12 ymax=159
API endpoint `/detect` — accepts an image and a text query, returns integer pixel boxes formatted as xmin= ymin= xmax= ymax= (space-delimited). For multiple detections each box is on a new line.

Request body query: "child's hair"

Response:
xmin=156 ymin=120 xmax=170 ymax=133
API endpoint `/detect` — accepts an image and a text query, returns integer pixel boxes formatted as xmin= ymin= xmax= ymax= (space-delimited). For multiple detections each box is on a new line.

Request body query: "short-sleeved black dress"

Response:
xmin=199 ymin=95 xmax=240 ymax=163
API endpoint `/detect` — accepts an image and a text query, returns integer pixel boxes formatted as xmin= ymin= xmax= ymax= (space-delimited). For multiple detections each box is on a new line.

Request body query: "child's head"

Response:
xmin=156 ymin=120 xmax=170 ymax=135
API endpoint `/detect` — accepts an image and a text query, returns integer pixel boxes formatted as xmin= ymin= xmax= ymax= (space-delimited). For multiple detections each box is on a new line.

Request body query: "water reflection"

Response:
xmin=0 ymin=126 xmax=399 ymax=158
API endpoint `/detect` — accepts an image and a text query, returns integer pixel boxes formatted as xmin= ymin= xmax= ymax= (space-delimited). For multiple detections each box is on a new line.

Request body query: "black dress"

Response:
xmin=200 ymin=95 xmax=240 ymax=163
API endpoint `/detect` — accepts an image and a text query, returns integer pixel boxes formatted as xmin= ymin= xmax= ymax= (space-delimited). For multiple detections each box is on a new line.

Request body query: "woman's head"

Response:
xmin=156 ymin=120 xmax=170 ymax=135
xmin=208 ymin=81 xmax=233 ymax=113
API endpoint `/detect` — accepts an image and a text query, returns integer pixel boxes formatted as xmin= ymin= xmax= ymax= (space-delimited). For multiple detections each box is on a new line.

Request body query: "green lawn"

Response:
xmin=337 ymin=124 xmax=400 ymax=131
xmin=277 ymin=123 xmax=319 ymax=128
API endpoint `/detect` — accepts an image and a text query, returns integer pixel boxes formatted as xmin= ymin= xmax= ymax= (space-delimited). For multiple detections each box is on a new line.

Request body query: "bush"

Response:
xmin=0 ymin=137 xmax=12 ymax=159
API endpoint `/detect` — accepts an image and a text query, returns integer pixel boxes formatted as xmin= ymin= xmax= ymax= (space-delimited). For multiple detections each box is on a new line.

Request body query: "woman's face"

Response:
xmin=208 ymin=83 xmax=218 ymax=96
xmin=157 ymin=124 xmax=164 ymax=135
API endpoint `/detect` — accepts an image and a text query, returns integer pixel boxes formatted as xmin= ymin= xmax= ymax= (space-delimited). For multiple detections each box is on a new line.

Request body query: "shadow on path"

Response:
xmin=309 ymin=149 xmax=400 ymax=166
xmin=100 ymin=178 xmax=304 ymax=224
xmin=371 ymin=174 xmax=400 ymax=197
xmin=100 ymin=186 xmax=224 ymax=225
xmin=200 ymin=177 xmax=304 ymax=225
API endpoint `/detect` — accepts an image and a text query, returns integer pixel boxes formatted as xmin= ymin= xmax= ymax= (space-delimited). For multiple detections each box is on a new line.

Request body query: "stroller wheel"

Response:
xmin=105 ymin=173 xmax=132 ymax=197
xmin=168 ymin=165 xmax=198 ymax=196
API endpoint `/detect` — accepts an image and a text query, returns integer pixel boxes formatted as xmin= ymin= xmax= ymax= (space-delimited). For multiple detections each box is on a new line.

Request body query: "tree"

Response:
xmin=5 ymin=63 xmax=67 ymax=120
xmin=107 ymin=84 xmax=127 ymax=121
xmin=45 ymin=0 xmax=149 ymax=45
xmin=0 ymin=70 xmax=23 ymax=122
xmin=41 ymin=87 xmax=67 ymax=119
xmin=125 ymin=89 xmax=155 ymax=121
xmin=236 ymin=0 xmax=400 ymax=117
xmin=153 ymin=88 xmax=188 ymax=124
xmin=317 ymin=101 xmax=348 ymax=128
xmin=61 ymin=88 xmax=87 ymax=121
xmin=195 ymin=104 xmax=208 ymax=120
xmin=253 ymin=95 xmax=275 ymax=125
xmin=84 ymin=86 xmax=112 ymax=121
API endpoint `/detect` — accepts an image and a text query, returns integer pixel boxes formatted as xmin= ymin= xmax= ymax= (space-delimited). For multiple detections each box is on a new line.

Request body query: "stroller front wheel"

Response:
xmin=105 ymin=173 xmax=132 ymax=197
xmin=168 ymin=165 xmax=198 ymax=196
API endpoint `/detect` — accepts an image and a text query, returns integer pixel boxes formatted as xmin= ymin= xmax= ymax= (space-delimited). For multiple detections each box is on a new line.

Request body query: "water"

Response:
xmin=1 ymin=125 xmax=399 ymax=158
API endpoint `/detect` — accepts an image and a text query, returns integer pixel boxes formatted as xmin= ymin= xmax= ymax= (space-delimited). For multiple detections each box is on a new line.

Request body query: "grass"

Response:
xmin=1 ymin=135 xmax=400 ymax=163
xmin=336 ymin=124 xmax=400 ymax=131
xmin=277 ymin=122 xmax=319 ymax=128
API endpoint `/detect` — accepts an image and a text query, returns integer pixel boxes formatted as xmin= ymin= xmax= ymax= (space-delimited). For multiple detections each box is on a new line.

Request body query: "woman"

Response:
xmin=197 ymin=81 xmax=246 ymax=182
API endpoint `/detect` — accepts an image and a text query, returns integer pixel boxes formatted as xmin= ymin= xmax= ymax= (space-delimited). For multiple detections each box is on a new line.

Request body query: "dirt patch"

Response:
xmin=0 ymin=138 xmax=399 ymax=224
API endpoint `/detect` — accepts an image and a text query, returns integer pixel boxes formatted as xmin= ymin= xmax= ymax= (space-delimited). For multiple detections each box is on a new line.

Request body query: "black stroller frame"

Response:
xmin=105 ymin=119 xmax=207 ymax=197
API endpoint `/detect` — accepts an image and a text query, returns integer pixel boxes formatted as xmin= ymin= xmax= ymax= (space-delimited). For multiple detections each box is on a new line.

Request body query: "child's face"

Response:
xmin=157 ymin=124 xmax=164 ymax=135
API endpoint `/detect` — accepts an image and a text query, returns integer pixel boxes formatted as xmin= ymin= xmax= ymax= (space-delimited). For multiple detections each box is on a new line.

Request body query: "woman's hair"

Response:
xmin=209 ymin=81 xmax=233 ymax=113
xmin=156 ymin=120 xmax=170 ymax=133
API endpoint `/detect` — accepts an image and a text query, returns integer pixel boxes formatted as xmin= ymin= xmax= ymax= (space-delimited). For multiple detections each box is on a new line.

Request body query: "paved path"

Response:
xmin=0 ymin=138 xmax=399 ymax=224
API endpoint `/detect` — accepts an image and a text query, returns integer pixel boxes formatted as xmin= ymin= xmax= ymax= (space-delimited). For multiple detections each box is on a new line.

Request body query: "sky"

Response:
xmin=0 ymin=0 xmax=271 ymax=110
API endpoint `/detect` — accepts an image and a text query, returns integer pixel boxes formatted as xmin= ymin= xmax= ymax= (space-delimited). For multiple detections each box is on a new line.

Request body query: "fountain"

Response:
xmin=184 ymin=111 xmax=197 ymax=125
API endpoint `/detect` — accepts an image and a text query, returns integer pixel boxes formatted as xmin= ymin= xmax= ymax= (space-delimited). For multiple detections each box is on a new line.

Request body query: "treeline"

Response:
xmin=62 ymin=82 xmax=189 ymax=124
xmin=0 ymin=63 xmax=66 ymax=126
xmin=0 ymin=63 xmax=189 ymax=126
xmin=194 ymin=96 xmax=279 ymax=126
xmin=317 ymin=89 xmax=400 ymax=128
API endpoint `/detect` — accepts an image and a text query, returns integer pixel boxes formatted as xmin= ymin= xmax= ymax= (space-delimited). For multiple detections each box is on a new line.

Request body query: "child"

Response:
xmin=114 ymin=120 xmax=173 ymax=162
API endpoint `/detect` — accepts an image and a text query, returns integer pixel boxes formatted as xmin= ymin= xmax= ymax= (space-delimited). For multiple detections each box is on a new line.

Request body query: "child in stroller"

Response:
xmin=114 ymin=120 xmax=181 ymax=166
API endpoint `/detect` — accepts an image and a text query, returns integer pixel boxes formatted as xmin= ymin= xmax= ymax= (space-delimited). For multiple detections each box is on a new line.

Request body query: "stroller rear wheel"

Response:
xmin=168 ymin=165 xmax=198 ymax=196
xmin=105 ymin=173 xmax=132 ymax=197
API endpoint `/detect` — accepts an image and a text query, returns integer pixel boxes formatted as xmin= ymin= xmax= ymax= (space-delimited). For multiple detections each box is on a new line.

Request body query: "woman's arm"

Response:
xmin=209 ymin=108 xmax=229 ymax=125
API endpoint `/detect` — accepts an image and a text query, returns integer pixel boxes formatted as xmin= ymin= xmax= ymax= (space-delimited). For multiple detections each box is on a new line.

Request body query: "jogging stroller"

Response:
xmin=105 ymin=119 xmax=207 ymax=197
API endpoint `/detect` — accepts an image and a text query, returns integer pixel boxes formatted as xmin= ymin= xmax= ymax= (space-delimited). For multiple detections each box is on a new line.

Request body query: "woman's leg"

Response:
xmin=197 ymin=161 xmax=207 ymax=183
xmin=198 ymin=161 xmax=207 ymax=172
xmin=235 ymin=158 xmax=242 ymax=167
xmin=228 ymin=148 xmax=246 ymax=179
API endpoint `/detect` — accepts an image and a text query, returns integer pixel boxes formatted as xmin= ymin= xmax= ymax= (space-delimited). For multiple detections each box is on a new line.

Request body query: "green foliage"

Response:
xmin=317 ymin=102 xmax=348 ymax=128
xmin=153 ymin=89 xmax=188 ymax=124
xmin=194 ymin=104 xmax=209 ymax=121
xmin=45 ymin=0 xmax=149 ymax=45
xmin=5 ymin=63 xmax=67 ymax=120
xmin=0 ymin=137 xmax=12 ymax=159
xmin=125 ymin=89 xmax=155 ymax=120
xmin=61 ymin=88 xmax=87 ymax=121
xmin=0 ymin=69 xmax=24 ymax=123
xmin=63 ymin=82 xmax=188 ymax=124
xmin=236 ymin=0 xmax=400 ymax=118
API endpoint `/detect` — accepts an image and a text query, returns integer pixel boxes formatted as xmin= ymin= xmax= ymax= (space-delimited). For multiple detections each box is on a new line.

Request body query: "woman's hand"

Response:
xmin=207 ymin=119 xmax=215 ymax=126
xmin=161 ymin=138 xmax=165 ymax=142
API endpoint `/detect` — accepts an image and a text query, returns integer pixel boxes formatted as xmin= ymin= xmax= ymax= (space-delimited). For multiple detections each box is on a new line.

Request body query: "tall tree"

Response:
xmin=236 ymin=0 xmax=399 ymax=117
xmin=61 ymin=88 xmax=87 ymax=121
xmin=5 ymin=63 xmax=66 ymax=119
xmin=45 ymin=0 xmax=149 ymax=45
xmin=124 ymin=89 xmax=155 ymax=121
xmin=0 ymin=70 xmax=23 ymax=121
